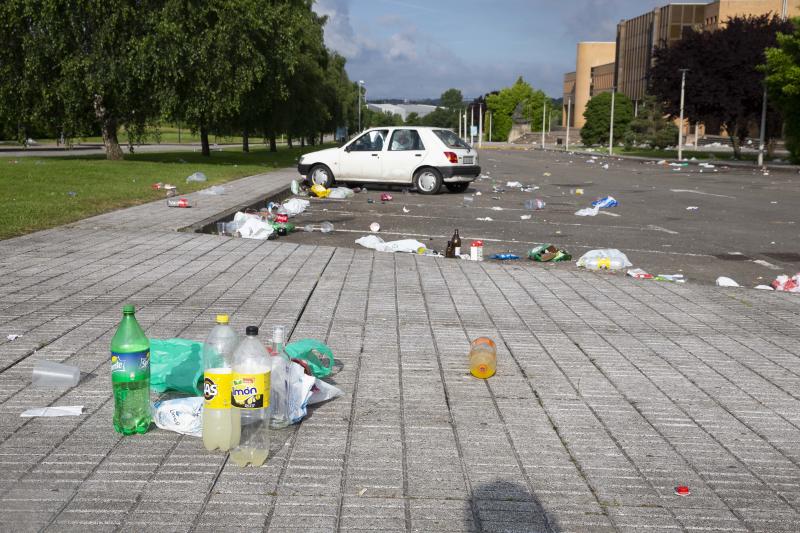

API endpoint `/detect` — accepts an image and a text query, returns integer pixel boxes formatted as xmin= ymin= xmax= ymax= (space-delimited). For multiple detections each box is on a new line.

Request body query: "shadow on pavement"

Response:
xmin=467 ymin=480 xmax=558 ymax=533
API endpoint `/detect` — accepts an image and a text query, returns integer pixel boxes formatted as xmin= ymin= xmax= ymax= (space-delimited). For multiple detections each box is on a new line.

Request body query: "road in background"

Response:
xmin=283 ymin=148 xmax=800 ymax=287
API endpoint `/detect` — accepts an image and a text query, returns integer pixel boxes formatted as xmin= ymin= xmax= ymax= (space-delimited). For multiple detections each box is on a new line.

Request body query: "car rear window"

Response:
xmin=433 ymin=129 xmax=471 ymax=149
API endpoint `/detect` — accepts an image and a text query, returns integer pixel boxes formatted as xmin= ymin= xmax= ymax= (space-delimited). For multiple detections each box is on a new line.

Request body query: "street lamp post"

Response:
xmin=678 ymin=69 xmax=689 ymax=161
xmin=357 ymin=80 xmax=365 ymax=132
xmin=608 ymin=88 xmax=616 ymax=156
xmin=565 ymin=97 xmax=571 ymax=151
xmin=541 ymin=100 xmax=547 ymax=149
xmin=758 ymin=84 xmax=768 ymax=167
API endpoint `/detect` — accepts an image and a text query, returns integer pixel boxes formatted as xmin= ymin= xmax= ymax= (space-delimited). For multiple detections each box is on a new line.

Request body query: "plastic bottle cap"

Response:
xmin=478 ymin=365 xmax=488 ymax=373
xmin=122 ymin=304 xmax=135 ymax=314
xmin=245 ymin=326 xmax=259 ymax=336
xmin=216 ymin=314 xmax=229 ymax=324
xmin=675 ymin=485 xmax=690 ymax=496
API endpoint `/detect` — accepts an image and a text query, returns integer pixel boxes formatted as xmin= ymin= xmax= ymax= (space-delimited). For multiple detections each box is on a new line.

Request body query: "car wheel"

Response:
xmin=413 ymin=167 xmax=442 ymax=195
xmin=445 ymin=182 xmax=469 ymax=193
xmin=309 ymin=164 xmax=334 ymax=188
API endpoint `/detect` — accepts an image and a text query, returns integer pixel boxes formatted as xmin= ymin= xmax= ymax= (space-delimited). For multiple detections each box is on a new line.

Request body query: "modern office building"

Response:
xmin=562 ymin=0 xmax=800 ymax=129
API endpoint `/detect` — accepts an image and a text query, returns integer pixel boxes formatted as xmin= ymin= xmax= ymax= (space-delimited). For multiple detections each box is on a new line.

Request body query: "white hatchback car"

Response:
xmin=297 ymin=126 xmax=480 ymax=194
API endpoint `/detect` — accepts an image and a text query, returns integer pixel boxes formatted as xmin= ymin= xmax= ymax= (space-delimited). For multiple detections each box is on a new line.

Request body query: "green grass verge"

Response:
xmin=0 ymin=145 xmax=324 ymax=240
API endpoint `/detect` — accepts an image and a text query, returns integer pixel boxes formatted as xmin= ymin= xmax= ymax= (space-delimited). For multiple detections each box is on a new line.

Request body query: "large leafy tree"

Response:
xmin=581 ymin=92 xmax=634 ymax=146
xmin=485 ymin=77 xmax=547 ymax=141
xmin=650 ymin=14 xmax=793 ymax=159
xmin=765 ymin=18 xmax=800 ymax=163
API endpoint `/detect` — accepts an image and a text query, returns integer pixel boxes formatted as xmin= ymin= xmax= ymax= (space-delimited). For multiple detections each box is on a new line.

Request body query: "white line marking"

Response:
xmin=752 ymin=259 xmax=782 ymax=270
xmin=647 ymin=225 xmax=679 ymax=235
xmin=670 ymin=189 xmax=736 ymax=199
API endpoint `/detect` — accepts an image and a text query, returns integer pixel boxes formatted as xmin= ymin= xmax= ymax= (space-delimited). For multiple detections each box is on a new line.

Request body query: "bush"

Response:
xmin=581 ymin=92 xmax=633 ymax=146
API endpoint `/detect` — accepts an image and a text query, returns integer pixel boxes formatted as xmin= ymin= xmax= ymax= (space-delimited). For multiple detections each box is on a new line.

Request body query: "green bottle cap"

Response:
xmin=122 ymin=304 xmax=135 ymax=314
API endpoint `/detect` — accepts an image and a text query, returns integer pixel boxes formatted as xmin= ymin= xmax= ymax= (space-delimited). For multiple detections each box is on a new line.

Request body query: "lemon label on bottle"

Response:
xmin=597 ymin=258 xmax=611 ymax=270
xmin=231 ymin=371 xmax=270 ymax=409
xmin=204 ymin=369 xmax=232 ymax=409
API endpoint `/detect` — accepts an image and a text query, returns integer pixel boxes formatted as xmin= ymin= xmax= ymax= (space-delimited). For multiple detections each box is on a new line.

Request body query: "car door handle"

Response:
xmin=371 ymin=154 xmax=379 ymax=157
xmin=415 ymin=154 xmax=422 ymax=157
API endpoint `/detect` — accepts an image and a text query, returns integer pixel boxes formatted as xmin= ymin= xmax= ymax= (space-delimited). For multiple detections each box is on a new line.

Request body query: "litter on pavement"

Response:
xmin=591 ymin=196 xmax=618 ymax=208
xmin=20 ymin=406 xmax=84 ymax=418
xmin=575 ymin=206 xmax=600 ymax=217
xmin=6 ymin=334 xmax=22 ymax=341
xmin=476 ymin=217 xmax=493 ymax=222
xmin=186 ymin=172 xmax=208 ymax=183
xmin=577 ymin=249 xmax=632 ymax=270
xmin=627 ymin=268 xmax=653 ymax=279
xmin=492 ymin=253 xmax=520 ymax=260
xmin=527 ymin=244 xmax=572 ymax=262
xmin=355 ymin=235 xmax=425 ymax=253
xmin=310 ymin=184 xmax=330 ymax=198
xmin=198 ymin=185 xmax=226 ymax=195
xmin=716 ymin=276 xmax=740 ymax=287
xmin=771 ymin=273 xmax=800 ymax=292
xmin=328 ymin=187 xmax=355 ymax=199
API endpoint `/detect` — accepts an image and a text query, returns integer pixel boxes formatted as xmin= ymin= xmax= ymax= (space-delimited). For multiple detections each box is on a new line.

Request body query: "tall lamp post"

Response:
xmin=565 ymin=97 xmax=571 ymax=151
xmin=608 ymin=88 xmax=616 ymax=156
xmin=677 ymin=69 xmax=689 ymax=161
xmin=357 ymin=80 xmax=365 ymax=132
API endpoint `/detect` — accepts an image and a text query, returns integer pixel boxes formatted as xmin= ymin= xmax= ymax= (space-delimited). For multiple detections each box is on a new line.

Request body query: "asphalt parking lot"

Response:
xmin=281 ymin=148 xmax=800 ymax=288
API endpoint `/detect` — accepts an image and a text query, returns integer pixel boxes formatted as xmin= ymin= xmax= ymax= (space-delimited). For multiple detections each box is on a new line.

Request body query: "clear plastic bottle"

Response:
xmin=202 ymin=314 xmax=240 ymax=451
xmin=230 ymin=326 xmax=272 ymax=467
xmin=469 ymin=337 xmax=497 ymax=379
xmin=269 ymin=326 xmax=291 ymax=429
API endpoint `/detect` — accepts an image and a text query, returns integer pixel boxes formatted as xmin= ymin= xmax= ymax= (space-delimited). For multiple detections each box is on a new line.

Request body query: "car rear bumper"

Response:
xmin=437 ymin=165 xmax=481 ymax=182
xmin=297 ymin=163 xmax=312 ymax=176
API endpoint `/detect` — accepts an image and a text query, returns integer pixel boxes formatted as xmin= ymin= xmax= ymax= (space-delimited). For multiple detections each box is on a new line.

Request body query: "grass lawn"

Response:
xmin=0 ymin=125 xmax=278 ymax=146
xmin=0 ymin=146 xmax=324 ymax=240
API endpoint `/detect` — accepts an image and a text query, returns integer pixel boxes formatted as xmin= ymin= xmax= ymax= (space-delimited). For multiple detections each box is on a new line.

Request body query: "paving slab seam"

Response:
xmin=391 ymin=257 xmax=412 ymax=533
xmin=332 ymin=252 xmax=373 ymax=533
xmin=506 ymin=267 xmax=795 ymax=526
xmin=471 ymin=262 xmax=688 ymax=531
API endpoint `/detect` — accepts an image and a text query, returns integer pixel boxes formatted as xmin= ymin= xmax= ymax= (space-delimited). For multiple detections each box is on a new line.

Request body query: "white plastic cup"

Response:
xmin=320 ymin=221 xmax=334 ymax=233
xmin=216 ymin=222 xmax=226 ymax=235
xmin=32 ymin=360 xmax=80 ymax=388
xmin=463 ymin=196 xmax=474 ymax=207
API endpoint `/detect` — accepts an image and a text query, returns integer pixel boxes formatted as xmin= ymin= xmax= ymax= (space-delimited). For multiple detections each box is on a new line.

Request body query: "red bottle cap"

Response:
xmin=675 ymin=485 xmax=690 ymax=496
xmin=472 ymin=241 xmax=483 ymax=246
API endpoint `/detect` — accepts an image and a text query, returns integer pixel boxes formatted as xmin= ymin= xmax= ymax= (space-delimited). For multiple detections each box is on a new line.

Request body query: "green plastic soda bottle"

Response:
xmin=111 ymin=305 xmax=151 ymax=435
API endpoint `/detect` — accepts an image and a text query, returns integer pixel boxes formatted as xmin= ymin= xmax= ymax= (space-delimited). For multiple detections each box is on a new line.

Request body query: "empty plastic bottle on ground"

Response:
xmin=111 ymin=305 xmax=151 ymax=435
xmin=230 ymin=326 xmax=272 ymax=467
xmin=469 ymin=337 xmax=497 ymax=379
xmin=202 ymin=314 xmax=240 ymax=451
xmin=269 ymin=325 xmax=292 ymax=429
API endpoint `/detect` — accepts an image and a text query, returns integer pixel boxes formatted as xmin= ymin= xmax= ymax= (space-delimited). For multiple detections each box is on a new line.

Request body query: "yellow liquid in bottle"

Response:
xmin=470 ymin=348 xmax=496 ymax=379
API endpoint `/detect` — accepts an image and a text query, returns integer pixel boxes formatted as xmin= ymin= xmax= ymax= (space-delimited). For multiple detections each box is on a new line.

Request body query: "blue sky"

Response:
xmin=314 ymin=0 xmax=670 ymax=100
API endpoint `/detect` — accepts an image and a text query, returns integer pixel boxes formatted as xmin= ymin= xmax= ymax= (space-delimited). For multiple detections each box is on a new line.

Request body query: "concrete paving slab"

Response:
xmin=0 ymin=165 xmax=799 ymax=532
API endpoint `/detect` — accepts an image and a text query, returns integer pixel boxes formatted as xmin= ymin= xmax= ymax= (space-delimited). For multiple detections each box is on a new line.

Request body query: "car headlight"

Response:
xmin=298 ymin=156 xmax=305 ymax=164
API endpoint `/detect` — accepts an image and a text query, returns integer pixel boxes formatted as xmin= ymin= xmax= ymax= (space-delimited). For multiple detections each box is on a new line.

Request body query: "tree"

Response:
xmin=581 ymin=92 xmax=634 ymax=146
xmin=440 ymin=88 xmax=463 ymax=111
xmin=405 ymin=112 xmax=420 ymax=126
xmin=485 ymin=77 xmax=546 ymax=141
xmin=623 ymin=96 xmax=678 ymax=149
xmin=765 ymin=18 xmax=800 ymax=163
xmin=650 ymin=14 xmax=793 ymax=159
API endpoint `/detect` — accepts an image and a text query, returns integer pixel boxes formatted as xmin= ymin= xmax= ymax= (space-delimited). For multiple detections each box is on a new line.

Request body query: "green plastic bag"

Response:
xmin=527 ymin=244 xmax=572 ymax=262
xmin=285 ymin=339 xmax=334 ymax=378
xmin=150 ymin=338 xmax=204 ymax=395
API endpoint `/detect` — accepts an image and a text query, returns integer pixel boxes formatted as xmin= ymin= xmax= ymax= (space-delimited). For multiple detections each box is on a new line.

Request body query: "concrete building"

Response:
xmin=563 ymin=0 xmax=800 ymax=129
xmin=366 ymin=103 xmax=437 ymax=121
xmin=562 ymin=42 xmax=616 ymax=129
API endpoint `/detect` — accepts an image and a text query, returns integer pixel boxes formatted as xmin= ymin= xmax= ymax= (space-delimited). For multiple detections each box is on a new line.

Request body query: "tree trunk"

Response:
xmin=269 ymin=133 xmax=277 ymax=152
xmin=287 ymin=136 xmax=293 ymax=149
xmin=242 ymin=126 xmax=250 ymax=153
xmin=93 ymin=94 xmax=123 ymax=160
xmin=729 ymin=134 xmax=740 ymax=160
xmin=301 ymin=137 xmax=305 ymax=147
xmin=200 ymin=126 xmax=210 ymax=156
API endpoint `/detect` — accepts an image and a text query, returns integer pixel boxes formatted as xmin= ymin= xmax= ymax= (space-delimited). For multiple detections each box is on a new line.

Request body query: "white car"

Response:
xmin=297 ymin=126 xmax=480 ymax=194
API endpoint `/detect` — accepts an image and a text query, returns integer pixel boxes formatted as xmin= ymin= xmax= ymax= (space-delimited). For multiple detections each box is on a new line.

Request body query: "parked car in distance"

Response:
xmin=297 ymin=126 xmax=480 ymax=194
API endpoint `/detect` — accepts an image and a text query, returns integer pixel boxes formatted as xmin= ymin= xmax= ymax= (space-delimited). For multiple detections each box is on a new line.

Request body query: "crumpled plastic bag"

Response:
xmin=270 ymin=359 xmax=317 ymax=424
xmin=285 ymin=339 xmax=335 ymax=378
xmin=576 ymin=249 xmax=632 ymax=270
xmin=355 ymin=235 xmax=425 ymax=254
xmin=716 ymin=276 xmax=740 ymax=287
xmin=771 ymin=273 xmax=800 ymax=292
xmin=186 ymin=172 xmax=208 ymax=183
xmin=198 ymin=185 xmax=226 ymax=195
xmin=527 ymin=244 xmax=571 ymax=262
xmin=328 ymin=187 xmax=354 ymax=199
xmin=152 ymin=397 xmax=203 ymax=437
xmin=233 ymin=212 xmax=274 ymax=240
xmin=150 ymin=338 xmax=204 ymax=395
xmin=310 ymin=184 xmax=330 ymax=198
xmin=282 ymin=198 xmax=310 ymax=217
xmin=575 ymin=206 xmax=600 ymax=217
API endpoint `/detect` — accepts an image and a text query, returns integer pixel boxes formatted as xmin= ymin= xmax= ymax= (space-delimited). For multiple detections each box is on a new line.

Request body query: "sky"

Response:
xmin=313 ymin=0 xmax=672 ymax=100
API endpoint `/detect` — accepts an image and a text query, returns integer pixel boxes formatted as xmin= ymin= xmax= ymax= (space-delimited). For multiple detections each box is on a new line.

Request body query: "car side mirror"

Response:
xmin=344 ymin=145 xmax=352 ymax=152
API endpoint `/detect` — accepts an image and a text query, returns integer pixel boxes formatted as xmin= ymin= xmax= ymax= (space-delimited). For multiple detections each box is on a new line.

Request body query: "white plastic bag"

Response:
xmin=355 ymin=235 xmax=425 ymax=254
xmin=716 ymin=276 xmax=740 ymax=288
xmin=186 ymin=172 xmax=208 ymax=183
xmin=575 ymin=206 xmax=600 ymax=217
xmin=576 ymin=249 xmax=632 ymax=270
xmin=282 ymin=198 xmax=310 ymax=217
xmin=327 ymin=187 xmax=354 ymax=199
xmin=308 ymin=379 xmax=343 ymax=405
xmin=232 ymin=212 xmax=273 ymax=240
xmin=198 ymin=185 xmax=225 ymax=195
xmin=152 ymin=397 xmax=203 ymax=437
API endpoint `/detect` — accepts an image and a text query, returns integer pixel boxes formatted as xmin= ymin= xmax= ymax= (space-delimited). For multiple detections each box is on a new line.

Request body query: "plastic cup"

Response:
xmin=463 ymin=196 xmax=474 ymax=207
xmin=320 ymin=221 xmax=334 ymax=233
xmin=32 ymin=360 xmax=80 ymax=388
xmin=216 ymin=222 xmax=226 ymax=235
xmin=303 ymin=224 xmax=314 ymax=233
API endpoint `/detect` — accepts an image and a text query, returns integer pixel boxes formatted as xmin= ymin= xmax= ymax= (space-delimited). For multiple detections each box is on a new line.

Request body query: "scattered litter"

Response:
xmin=755 ymin=285 xmax=774 ymax=291
xmin=369 ymin=222 xmax=380 ymax=233
xmin=21 ymin=406 xmax=84 ymax=418
xmin=575 ymin=206 xmax=600 ymax=217
xmin=67 ymin=191 xmax=77 ymax=197
xmin=770 ymin=201 xmax=778 ymax=205
xmin=601 ymin=163 xmax=609 ymax=170
xmin=355 ymin=235 xmax=425 ymax=254
xmin=528 ymin=244 xmax=571 ymax=262
xmin=655 ymin=274 xmax=685 ymax=283
xmin=198 ymin=185 xmax=226 ymax=195
xmin=358 ymin=488 xmax=368 ymax=497
xmin=577 ymin=249 xmax=632 ymax=270
xmin=627 ymin=268 xmax=653 ymax=279
xmin=32 ymin=360 xmax=80 ymax=388
xmin=320 ymin=221 xmax=334 ymax=233
xmin=670 ymin=162 xmax=688 ymax=167
xmin=475 ymin=192 xmax=482 ymax=196
xmin=591 ymin=196 xmax=618 ymax=208
xmin=152 ymin=397 xmax=203 ymax=437
xmin=310 ymin=184 xmax=330 ymax=198
xmin=167 ymin=198 xmax=191 ymax=208
xmin=233 ymin=212 xmax=274 ymax=240
xmin=6 ymin=334 xmax=22 ymax=341
xmin=675 ymin=486 xmax=691 ymax=496
xmin=492 ymin=253 xmax=520 ymax=260
xmin=525 ymin=199 xmax=546 ymax=210
xmin=506 ymin=181 xmax=523 ymax=188
xmin=647 ymin=225 xmax=679 ymax=235
xmin=571 ymin=188 xmax=584 ymax=196
xmin=476 ymin=217 xmax=493 ymax=222
xmin=291 ymin=179 xmax=301 ymax=195
xmin=716 ymin=276 xmax=740 ymax=288
xmin=328 ymin=187 xmax=355 ymax=199
xmin=753 ymin=259 xmax=781 ymax=270
xmin=380 ymin=193 xmax=393 ymax=202
xmin=491 ymin=206 xmax=504 ymax=211
xmin=543 ymin=172 xmax=551 ymax=177
xmin=686 ymin=206 xmax=699 ymax=211
xmin=520 ymin=215 xmax=532 ymax=220
xmin=186 ymin=172 xmax=208 ymax=183
xmin=698 ymin=163 xmax=715 ymax=169
xmin=403 ymin=206 xmax=410 ymax=213
xmin=771 ymin=273 xmax=800 ymax=292
xmin=281 ymin=198 xmax=310 ymax=217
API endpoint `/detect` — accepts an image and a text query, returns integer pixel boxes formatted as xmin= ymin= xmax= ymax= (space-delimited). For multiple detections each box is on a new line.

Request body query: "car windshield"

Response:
xmin=433 ymin=129 xmax=471 ymax=149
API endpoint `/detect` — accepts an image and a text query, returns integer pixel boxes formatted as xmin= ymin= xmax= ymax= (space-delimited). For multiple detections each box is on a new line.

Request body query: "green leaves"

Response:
xmin=581 ymin=92 xmax=634 ymax=146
